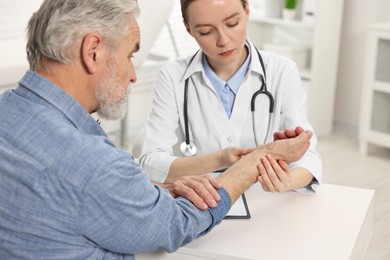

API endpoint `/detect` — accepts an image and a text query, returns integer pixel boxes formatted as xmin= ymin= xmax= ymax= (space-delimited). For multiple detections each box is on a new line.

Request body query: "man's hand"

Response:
xmin=165 ymin=175 xmax=222 ymax=211
xmin=262 ymin=129 xmax=312 ymax=163
xmin=273 ymin=126 xmax=305 ymax=141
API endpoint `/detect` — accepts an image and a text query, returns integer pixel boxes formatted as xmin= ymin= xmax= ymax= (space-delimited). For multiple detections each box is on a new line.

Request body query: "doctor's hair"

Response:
xmin=180 ymin=0 xmax=247 ymax=24
xmin=26 ymin=0 xmax=139 ymax=72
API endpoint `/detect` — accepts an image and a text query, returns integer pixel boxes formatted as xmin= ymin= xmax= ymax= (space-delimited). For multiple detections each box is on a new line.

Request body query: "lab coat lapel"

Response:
xmin=186 ymin=74 xmax=234 ymax=150
xmin=229 ymin=77 xmax=252 ymax=134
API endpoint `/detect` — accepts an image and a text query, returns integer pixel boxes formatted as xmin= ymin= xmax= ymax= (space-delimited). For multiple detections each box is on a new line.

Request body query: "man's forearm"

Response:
xmin=216 ymin=130 xmax=313 ymax=205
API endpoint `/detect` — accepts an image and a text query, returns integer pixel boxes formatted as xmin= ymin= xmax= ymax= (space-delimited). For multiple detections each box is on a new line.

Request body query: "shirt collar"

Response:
xmin=247 ymin=39 xmax=266 ymax=79
xmin=202 ymin=41 xmax=252 ymax=95
xmin=202 ymin=55 xmax=225 ymax=96
xmin=181 ymin=50 xmax=204 ymax=82
xmin=17 ymin=70 xmax=106 ymax=136
xmin=180 ymin=40 xmax=266 ymax=90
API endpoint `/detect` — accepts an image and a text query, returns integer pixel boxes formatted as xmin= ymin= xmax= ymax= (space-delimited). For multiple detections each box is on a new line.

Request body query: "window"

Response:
xmin=148 ymin=1 xmax=198 ymax=61
xmin=0 ymin=1 xmax=43 ymax=42
xmin=0 ymin=1 xmax=43 ymax=86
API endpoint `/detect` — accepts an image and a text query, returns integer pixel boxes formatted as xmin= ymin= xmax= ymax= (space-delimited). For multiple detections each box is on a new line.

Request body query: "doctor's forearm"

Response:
xmin=288 ymin=168 xmax=314 ymax=191
xmin=165 ymin=151 xmax=226 ymax=183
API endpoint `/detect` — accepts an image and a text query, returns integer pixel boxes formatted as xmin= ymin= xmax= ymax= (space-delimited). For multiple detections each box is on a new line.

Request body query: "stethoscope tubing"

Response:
xmin=183 ymin=52 xmax=198 ymax=147
xmin=250 ymin=74 xmax=274 ymax=113
xmin=181 ymin=47 xmax=274 ymax=156
xmin=183 ymin=77 xmax=190 ymax=146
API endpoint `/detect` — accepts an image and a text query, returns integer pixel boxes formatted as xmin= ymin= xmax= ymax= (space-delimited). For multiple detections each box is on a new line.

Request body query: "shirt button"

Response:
xmin=227 ymin=136 xmax=233 ymax=143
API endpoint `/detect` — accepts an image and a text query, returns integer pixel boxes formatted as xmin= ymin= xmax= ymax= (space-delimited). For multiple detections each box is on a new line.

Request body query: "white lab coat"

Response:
xmin=139 ymin=41 xmax=322 ymax=192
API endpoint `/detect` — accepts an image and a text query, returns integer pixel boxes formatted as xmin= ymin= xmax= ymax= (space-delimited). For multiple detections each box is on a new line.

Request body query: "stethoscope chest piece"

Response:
xmin=180 ymin=141 xmax=197 ymax=157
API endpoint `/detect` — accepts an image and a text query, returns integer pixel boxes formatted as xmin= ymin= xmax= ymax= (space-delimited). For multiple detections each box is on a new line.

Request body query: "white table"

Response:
xmin=137 ymin=184 xmax=374 ymax=260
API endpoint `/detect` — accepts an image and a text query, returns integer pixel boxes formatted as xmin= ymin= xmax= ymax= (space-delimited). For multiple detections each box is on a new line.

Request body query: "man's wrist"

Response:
xmin=216 ymin=160 xmax=258 ymax=204
xmin=261 ymin=140 xmax=287 ymax=161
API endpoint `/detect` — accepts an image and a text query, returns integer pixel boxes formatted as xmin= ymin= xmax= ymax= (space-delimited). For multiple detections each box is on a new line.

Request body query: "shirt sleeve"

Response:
xmin=80 ymin=151 xmax=231 ymax=255
xmin=139 ymin=65 xmax=183 ymax=182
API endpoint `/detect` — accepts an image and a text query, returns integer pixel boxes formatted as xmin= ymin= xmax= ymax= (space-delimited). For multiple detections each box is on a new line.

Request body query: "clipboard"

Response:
xmin=224 ymin=193 xmax=251 ymax=219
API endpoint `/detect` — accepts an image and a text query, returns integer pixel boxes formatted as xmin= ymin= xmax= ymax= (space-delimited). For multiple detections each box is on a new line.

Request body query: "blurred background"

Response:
xmin=0 ymin=0 xmax=389 ymax=258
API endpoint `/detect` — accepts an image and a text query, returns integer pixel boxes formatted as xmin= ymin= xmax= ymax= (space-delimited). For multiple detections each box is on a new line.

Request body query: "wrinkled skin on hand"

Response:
xmin=166 ymin=175 xmax=222 ymax=210
xmin=264 ymin=129 xmax=312 ymax=163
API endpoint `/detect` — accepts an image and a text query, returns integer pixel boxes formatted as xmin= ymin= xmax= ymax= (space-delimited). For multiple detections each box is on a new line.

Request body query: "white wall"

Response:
xmin=0 ymin=1 xmax=43 ymax=87
xmin=334 ymin=0 xmax=390 ymax=135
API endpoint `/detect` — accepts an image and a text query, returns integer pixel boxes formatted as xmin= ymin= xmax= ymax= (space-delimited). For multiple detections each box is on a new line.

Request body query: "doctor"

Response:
xmin=140 ymin=0 xmax=322 ymax=193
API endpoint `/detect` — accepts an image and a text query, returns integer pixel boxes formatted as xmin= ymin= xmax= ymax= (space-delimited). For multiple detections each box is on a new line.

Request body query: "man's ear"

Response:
xmin=81 ymin=33 xmax=104 ymax=74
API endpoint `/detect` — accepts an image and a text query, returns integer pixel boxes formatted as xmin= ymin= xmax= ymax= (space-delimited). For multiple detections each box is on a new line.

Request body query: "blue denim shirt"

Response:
xmin=0 ymin=71 xmax=230 ymax=259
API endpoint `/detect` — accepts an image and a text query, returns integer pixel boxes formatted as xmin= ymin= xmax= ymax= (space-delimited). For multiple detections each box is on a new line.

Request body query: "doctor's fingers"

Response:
xmin=276 ymin=130 xmax=312 ymax=163
xmin=283 ymin=127 xmax=305 ymax=139
xmin=258 ymin=156 xmax=290 ymax=192
xmin=257 ymin=162 xmax=275 ymax=192
xmin=233 ymin=147 xmax=255 ymax=155
xmin=293 ymin=126 xmax=305 ymax=136
xmin=273 ymin=131 xmax=288 ymax=141
xmin=273 ymin=127 xmax=303 ymax=141
xmin=266 ymin=155 xmax=292 ymax=192
xmin=223 ymin=147 xmax=254 ymax=164
xmin=266 ymin=156 xmax=292 ymax=190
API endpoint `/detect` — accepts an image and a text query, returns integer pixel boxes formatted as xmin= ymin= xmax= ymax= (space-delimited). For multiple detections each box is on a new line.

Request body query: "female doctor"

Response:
xmin=139 ymin=0 xmax=322 ymax=193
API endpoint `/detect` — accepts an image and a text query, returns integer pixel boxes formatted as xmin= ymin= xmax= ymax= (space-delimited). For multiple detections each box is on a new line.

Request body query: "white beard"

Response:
xmin=95 ymin=58 xmax=129 ymax=120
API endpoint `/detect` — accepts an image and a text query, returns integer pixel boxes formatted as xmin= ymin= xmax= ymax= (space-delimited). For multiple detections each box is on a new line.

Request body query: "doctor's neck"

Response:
xmin=206 ymin=45 xmax=249 ymax=81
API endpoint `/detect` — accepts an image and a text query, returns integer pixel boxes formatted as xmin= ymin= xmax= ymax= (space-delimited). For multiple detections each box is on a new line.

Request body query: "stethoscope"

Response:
xmin=180 ymin=47 xmax=274 ymax=157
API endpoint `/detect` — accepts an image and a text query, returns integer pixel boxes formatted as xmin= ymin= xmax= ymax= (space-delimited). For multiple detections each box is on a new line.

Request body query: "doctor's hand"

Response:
xmin=165 ymin=175 xmax=222 ymax=211
xmin=257 ymin=154 xmax=291 ymax=192
xmin=220 ymin=147 xmax=255 ymax=168
xmin=273 ymin=126 xmax=305 ymax=141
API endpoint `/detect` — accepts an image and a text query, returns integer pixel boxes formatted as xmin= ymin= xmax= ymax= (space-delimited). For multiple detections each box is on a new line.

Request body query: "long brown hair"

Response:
xmin=180 ymin=0 xmax=247 ymax=24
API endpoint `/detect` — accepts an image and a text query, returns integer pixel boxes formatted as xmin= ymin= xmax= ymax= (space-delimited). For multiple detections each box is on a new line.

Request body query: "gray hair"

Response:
xmin=26 ymin=0 xmax=139 ymax=71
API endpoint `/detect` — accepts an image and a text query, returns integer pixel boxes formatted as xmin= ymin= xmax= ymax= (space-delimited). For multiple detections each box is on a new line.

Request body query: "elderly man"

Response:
xmin=0 ymin=0 xmax=312 ymax=259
